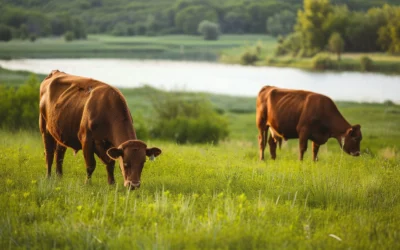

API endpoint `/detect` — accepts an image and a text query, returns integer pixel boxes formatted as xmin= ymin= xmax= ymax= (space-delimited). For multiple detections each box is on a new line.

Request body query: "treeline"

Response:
xmin=0 ymin=0 xmax=398 ymax=41
xmin=277 ymin=1 xmax=400 ymax=56
xmin=0 ymin=5 xmax=87 ymax=41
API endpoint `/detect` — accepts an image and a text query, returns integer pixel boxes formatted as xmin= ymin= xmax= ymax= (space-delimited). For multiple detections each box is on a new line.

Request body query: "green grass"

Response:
xmin=1 ymin=69 xmax=400 ymax=249
xmin=0 ymin=34 xmax=275 ymax=61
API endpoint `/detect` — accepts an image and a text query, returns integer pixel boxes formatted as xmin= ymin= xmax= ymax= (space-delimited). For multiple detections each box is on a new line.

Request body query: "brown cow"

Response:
xmin=256 ymin=86 xmax=362 ymax=161
xmin=39 ymin=70 xmax=161 ymax=189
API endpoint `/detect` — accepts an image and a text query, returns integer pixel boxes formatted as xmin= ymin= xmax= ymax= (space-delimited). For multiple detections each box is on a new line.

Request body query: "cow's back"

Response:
xmin=39 ymin=71 xmax=110 ymax=149
xmin=257 ymin=86 xmax=325 ymax=139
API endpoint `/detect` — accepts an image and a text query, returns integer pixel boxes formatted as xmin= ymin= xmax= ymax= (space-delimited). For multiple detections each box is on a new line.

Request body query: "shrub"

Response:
xmin=0 ymin=75 xmax=40 ymax=130
xmin=240 ymin=50 xmax=258 ymax=65
xmin=150 ymin=93 xmax=229 ymax=144
xmin=197 ymin=20 xmax=220 ymax=41
xmin=64 ymin=31 xmax=74 ymax=42
xmin=29 ymin=34 xmax=37 ymax=42
xmin=312 ymin=54 xmax=335 ymax=70
xmin=360 ymin=56 xmax=373 ymax=72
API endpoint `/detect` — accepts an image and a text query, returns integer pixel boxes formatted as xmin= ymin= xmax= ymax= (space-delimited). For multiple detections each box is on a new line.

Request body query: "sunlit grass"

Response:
xmin=1 ymin=104 xmax=399 ymax=249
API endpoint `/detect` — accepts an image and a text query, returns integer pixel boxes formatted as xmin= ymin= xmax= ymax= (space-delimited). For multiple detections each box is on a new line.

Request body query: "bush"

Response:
xmin=64 ymin=31 xmax=74 ymax=42
xmin=150 ymin=93 xmax=229 ymax=144
xmin=197 ymin=20 xmax=220 ymax=40
xmin=0 ymin=75 xmax=40 ymax=130
xmin=240 ymin=50 xmax=259 ymax=65
xmin=360 ymin=56 xmax=373 ymax=72
xmin=312 ymin=54 xmax=335 ymax=70
xmin=29 ymin=34 xmax=37 ymax=42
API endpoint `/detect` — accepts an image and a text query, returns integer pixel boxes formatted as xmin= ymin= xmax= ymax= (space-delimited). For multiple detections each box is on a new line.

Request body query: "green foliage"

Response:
xmin=150 ymin=93 xmax=229 ymax=144
xmin=29 ymin=34 xmax=36 ymax=42
xmin=0 ymin=74 xmax=40 ymax=130
xmin=328 ymin=32 xmax=345 ymax=60
xmin=312 ymin=54 xmax=335 ymax=70
xmin=197 ymin=20 xmax=220 ymax=41
xmin=64 ymin=31 xmax=74 ymax=42
xmin=295 ymin=0 xmax=332 ymax=55
xmin=240 ymin=49 xmax=259 ymax=65
xmin=377 ymin=5 xmax=400 ymax=54
xmin=360 ymin=56 xmax=373 ymax=72
xmin=175 ymin=5 xmax=218 ymax=35
xmin=274 ymin=32 xmax=302 ymax=57
xmin=266 ymin=10 xmax=296 ymax=36
xmin=222 ymin=11 xmax=249 ymax=34
xmin=0 ymin=24 xmax=12 ymax=42
xmin=19 ymin=23 xmax=28 ymax=40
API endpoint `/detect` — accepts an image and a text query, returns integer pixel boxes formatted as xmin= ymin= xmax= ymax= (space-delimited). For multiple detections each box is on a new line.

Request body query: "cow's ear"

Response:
xmin=107 ymin=147 xmax=123 ymax=160
xmin=146 ymin=147 xmax=162 ymax=159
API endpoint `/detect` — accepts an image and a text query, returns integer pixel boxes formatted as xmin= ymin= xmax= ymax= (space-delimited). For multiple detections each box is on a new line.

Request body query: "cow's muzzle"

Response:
xmin=125 ymin=181 xmax=141 ymax=190
xmin=350 ymin=151 xmax=361 ymax=156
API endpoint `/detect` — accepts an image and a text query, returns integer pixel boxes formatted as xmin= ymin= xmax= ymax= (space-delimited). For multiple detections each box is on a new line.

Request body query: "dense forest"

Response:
xmin=0 ymin=0 xmax=399 ymax=54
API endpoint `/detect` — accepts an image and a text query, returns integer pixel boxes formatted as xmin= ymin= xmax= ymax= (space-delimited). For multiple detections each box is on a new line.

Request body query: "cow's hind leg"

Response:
xmin=268 ymin=135 xmax=277 ymax=160
xmin=94 ymin=141 xmax=116 ymax=185
xmin=42 ymin=131 xmax=56 ymax=178
xmin=298 ymin=127 xmax=310 ymax=161
xmin=55 ymin=144 xmax=67 ymax=176
xmin=256 ymin=112 xmax=268 ymax=161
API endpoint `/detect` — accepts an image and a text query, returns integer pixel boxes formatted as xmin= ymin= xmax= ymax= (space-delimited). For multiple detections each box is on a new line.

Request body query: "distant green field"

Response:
xmin=0 ymin=34 xmax=276 ymax=61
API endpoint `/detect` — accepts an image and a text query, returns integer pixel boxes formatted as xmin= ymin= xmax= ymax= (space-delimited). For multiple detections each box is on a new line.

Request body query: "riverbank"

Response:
xmin=220 ymin=45 xmax=400 ymax=75
xmin=1 ymin=34 xmax=399 ymax=75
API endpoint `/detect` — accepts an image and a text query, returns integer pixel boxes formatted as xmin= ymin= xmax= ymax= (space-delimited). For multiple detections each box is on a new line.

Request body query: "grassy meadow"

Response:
xmin=1 ymin=69 xmax=400 ymax=249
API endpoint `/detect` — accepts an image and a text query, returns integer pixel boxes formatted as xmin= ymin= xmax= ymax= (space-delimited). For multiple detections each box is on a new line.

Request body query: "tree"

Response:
xmin=328 ymin=32 xmax=345 ymax=60
xmin=377 ymin=5 xmax=400 ymax=54
xmin=19 ymin=23 xmax=29 ymax=40
xmin=222 ymin=11 xmax=248 ymax=34
xmin=0 ymin=25 xmax=12 ymax=42
xmin=175 ymin=5 xmax=218 ymax=35
xmin=198 ymin=20 xmax=219 ymax=40
xmin=295 ymin=0 xmax=332 ymax=56
xmin=266 ymin=10 xmax=296 ymax=36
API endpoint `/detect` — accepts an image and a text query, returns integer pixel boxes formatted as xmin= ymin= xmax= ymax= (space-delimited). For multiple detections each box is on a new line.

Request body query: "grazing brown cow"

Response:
xmin=256 ymin=86 xmax=362 ymax=161
xmin=39 ymin=70 xmax=161 ymax=189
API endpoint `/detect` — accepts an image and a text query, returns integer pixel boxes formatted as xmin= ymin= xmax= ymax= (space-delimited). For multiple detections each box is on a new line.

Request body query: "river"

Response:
xmin=0 ymin=58 xmax=399 ymax=103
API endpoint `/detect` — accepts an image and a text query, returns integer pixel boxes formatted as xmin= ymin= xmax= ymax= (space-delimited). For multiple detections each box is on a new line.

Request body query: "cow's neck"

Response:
xmin=110 ymin=120 xmax=137 ymax=147
xmin=330 ymin=114 xmax=351 ymax=146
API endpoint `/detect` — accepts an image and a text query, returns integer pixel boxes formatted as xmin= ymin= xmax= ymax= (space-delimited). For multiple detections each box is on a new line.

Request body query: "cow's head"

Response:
xmin=342 ymin=124 xmax=362 ymax=156
xmin=106 ymin=140 xmax=162 ymax=190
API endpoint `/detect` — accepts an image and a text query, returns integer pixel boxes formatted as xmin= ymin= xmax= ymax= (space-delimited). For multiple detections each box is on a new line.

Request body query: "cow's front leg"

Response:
xmin=312 ymin=142 xmax=320 ymax=162
xmin=95 ymin=141 xmax=116 ymax=185
xmin=80 ymin=132 xmax=96 ymax=183
xmin=268 ymin=134 xmax=277 ymax=160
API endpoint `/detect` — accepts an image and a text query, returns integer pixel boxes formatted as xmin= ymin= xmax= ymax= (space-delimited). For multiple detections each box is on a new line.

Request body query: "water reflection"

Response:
xmin=0 ymin=58 xmax=399 ymax=103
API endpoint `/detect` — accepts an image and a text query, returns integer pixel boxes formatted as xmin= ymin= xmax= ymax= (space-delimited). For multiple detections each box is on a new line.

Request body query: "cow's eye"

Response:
xmin=123 ymin=163 xmax=128 ymax=167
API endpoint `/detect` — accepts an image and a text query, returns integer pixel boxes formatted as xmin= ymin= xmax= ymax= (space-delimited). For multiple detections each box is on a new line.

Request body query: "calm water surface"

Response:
xmin=0 ymin=58 xmax=399 ymax=103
